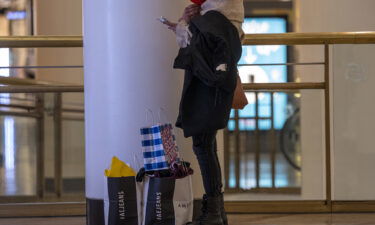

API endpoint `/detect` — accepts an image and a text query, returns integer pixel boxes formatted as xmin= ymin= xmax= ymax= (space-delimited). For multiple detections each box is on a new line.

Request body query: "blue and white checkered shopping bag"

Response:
xmin=140 ymin=125 xmax=169 ymax=171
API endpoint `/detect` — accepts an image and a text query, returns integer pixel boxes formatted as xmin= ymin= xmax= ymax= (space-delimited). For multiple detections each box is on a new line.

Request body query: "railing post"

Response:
xmin=270 ymin=92 xmax=276 ymax=188
xmin=54 ymin=93 xmax=63 ymax=197
xmin=255 ymin=92 xmax=260 ymax=189
xmin=35 ymin=94 xmax=45 ymax=198
xmin=324 ymin=44 xmax=332 ymax=209
xmin=224 ymin=128 xmax=230 ymax=190
xmin=234 ymin=109 xmax=240 ymax=190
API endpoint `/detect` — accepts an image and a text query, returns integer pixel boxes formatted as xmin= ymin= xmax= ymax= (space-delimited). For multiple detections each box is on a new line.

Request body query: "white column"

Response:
xmin=83 ymin=0 xmax=207 ymax=201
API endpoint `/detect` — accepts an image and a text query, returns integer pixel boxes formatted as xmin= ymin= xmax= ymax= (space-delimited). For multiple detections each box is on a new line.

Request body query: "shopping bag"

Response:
xmin=104 ymin=157 xmax=143 ymax=225
xmin=140 ymin=125 xmax=170 ymax=171
xmin=105 ymin=156 xmax=136 ymax=177
xmin=142 ymin=175 xmax=194 ymax=225
xmin=159 ymin=123 xmax=180 ymax=164
xmin=140 ymin=109 xmax=180 ymax=171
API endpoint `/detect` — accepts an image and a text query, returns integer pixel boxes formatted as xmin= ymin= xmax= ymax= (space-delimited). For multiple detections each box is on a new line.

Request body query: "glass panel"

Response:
xmin=241 ymin=18 xmax=325 ymax=83
xmin=0 ymin=92 xmax=85 ymax=200
xmin=291 ymin=45 xmax=325 ymax=83
xmin=240 ymin=17 xmax=288 ymax=84
xmin=42 ymin=93 xmax=85 ymax=199
xmin=1 ymin=0 xmax=34 ymax=78
xmin=225 ymin=91 xmax=325 ymax=201
xmin=0 ymin=0 xmax=37 ymax=197
xmin=333 ymin=44 xmax=375 ymax=200
xmin=61 ymin=93 xmax=85 ymax=197
xmin=238 ymin=65 xmax=324 ymax=83
xmin=0 ymin=93 xmax=37 ymax=196
xmin=226 ymin=16 xmax=327 ymax=202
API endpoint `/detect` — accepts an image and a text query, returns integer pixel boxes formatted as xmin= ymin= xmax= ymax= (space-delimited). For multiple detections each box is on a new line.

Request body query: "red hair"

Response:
xmin=191 ymin=0 xmax=206 ymax=5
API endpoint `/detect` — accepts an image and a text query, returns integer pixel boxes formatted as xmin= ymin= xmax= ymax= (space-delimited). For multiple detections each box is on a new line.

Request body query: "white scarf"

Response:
xmin=201 ymin=0 xmax=245 ymax=40
xmin=175 ymin=0 xmax=245 ymax=48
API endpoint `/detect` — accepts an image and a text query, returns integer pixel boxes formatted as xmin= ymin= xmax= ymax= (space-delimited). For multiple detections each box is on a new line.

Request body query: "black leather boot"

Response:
xmin=187 ymin=195 xmax=224 ymax=225
xmin=218 ymin=194 xmax=228 ymax=225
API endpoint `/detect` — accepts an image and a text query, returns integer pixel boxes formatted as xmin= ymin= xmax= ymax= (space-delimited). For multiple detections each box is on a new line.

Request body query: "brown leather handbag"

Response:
xmin=232 ymin=75 xmax=248 ymax=109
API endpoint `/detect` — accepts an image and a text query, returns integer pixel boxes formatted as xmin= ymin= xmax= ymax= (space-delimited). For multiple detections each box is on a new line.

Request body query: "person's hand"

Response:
xmin=163 ymin=20 xmax=177 ymax=33
xmin=180 ymin=4 xmax=200 ymax=23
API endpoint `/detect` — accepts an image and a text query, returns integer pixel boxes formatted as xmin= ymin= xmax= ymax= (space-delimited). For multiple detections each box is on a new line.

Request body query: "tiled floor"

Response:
xmin=1 ymin=214 xmax=375 ymax=225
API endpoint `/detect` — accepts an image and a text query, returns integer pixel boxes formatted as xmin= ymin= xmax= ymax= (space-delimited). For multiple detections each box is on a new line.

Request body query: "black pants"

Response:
xmin=192 ymin=131 xmax=223 ymax=197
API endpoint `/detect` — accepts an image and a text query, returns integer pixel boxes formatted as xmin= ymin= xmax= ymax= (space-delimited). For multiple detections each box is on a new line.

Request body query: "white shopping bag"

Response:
xmin=142 ymin=175 xmax=194 ymax=225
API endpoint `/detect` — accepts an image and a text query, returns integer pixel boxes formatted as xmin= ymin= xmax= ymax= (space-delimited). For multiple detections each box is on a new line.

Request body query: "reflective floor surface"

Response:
xmin=0 ymin=116 xmax=37 ymax=196
xmin=1 ymin=214 xmax=375 ymax=225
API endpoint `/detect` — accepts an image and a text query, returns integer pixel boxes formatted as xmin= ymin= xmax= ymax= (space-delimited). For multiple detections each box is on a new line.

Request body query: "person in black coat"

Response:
xmin=164 ymin=1 xmax=244 ymax=224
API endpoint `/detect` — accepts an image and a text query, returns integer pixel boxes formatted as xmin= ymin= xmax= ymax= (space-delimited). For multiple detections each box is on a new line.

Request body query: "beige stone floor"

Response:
xmin=0 ymin=214 xmax=375 ymax=225
xmin=228 ymin=214 xmax=375 ymax=225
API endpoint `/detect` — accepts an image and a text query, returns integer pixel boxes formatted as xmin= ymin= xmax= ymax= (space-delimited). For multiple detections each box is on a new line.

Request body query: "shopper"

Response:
xmin=163 ymin=1 xmax=244 ymax=224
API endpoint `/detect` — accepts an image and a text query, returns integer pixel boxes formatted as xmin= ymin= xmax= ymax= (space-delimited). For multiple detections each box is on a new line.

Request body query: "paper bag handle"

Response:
xmin=158 ymin=107 xmax=168 ymax=124
xmin=145 ymin=109 xmax=155 ymax=126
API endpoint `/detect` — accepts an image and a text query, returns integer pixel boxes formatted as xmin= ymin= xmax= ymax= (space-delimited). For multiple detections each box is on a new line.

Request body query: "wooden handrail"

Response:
xmin=0 ymin=32 xmax=375 ymax=48
xmin=243 ymin=32 xmax=375 ymax=45
xmin=0 ymin=77 xmax=76 ymax=86
xmin=0 ymin=85 xmax=84 ymax=93
xmin=0 ymin=36 xmax=82 ymax=48
xmin=242 ymin=82 xmax=325 ymax=90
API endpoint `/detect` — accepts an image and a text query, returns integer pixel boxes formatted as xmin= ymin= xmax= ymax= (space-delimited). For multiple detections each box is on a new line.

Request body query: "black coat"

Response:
xmin=174 ymin=10 xmax=242 ymax=137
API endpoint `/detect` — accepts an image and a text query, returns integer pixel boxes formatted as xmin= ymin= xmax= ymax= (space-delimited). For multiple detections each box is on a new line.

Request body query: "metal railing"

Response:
xmin=0 ymin=88 xmax=84 ymax=200
xmin=243 ymin=31 xmax=375 ymax=45
xmin=224 ymin=31 xmax=375 ymax=213
xmin=0 ymin=36 xmax=82 ymax=48
xmin=0 ymin=36 xmax=84 ymax=201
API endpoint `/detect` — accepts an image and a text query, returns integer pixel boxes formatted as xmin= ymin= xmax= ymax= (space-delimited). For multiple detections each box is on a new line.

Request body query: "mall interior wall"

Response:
xmin=295 ymin=0 xmax=375 ymax=200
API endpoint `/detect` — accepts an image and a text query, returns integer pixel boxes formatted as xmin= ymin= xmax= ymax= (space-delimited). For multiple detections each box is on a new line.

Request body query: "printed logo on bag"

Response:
xmin=118 ymin=191 xmax=125 ymax=220
xmin=178 ymin=202 xmax=192 ymax=209
xmin=156 ymin=192 xmax=162 ymax=221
